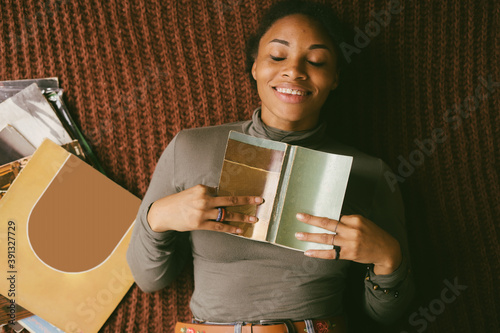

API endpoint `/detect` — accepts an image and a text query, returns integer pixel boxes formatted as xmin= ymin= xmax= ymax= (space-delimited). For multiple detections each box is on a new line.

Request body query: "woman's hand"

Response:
xmin=295 ymin=213 xmax=402 ymax=275
xmin=147 ymin=184 xmax=263 ymax=234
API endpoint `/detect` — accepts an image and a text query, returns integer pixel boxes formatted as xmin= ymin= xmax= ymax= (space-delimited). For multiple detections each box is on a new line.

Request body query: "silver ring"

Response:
xmin=332 ymin=219 xmax=341 ymax=246
xmin=334 ymin=217 xmax=341 ymax=233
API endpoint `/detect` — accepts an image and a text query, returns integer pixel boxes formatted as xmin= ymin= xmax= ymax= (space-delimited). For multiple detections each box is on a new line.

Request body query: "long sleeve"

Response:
xmin=362 ymin=162 xmax=415 ymax=323
xmin=126 ymin=134 xmax=191 ymax=293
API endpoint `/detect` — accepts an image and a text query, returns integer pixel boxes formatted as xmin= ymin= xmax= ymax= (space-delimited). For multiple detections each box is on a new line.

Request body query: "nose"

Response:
xmin=281 ymin=58 xmax=307 ymax=80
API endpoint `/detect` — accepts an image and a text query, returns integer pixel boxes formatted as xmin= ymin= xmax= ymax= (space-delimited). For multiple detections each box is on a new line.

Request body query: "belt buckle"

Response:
xmin=258 ymin=319 xmax=296 ymax=333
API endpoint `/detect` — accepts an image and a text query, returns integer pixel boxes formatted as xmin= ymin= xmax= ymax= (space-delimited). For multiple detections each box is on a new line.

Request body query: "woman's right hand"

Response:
xmin=147 ymin=184 xmax=264 ymax=233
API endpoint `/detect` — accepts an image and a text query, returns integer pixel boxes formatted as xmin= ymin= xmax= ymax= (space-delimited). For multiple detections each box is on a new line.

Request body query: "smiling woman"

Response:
xmin=126 ymin=1 xmax=414 ymax=332
xmin=251 ymin=14 xmax=339 ymax=131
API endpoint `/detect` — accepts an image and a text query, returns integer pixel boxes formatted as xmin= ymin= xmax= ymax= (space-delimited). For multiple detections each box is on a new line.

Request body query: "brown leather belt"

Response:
xmin=175 ymin=316 xmax=346 ymax=333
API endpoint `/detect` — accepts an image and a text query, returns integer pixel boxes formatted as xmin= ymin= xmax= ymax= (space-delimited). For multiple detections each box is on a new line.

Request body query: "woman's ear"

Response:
xmin=331 ymin=70 xmax=340 ymax=91
xmin=251 ymin=61 xmax=257 ymax=81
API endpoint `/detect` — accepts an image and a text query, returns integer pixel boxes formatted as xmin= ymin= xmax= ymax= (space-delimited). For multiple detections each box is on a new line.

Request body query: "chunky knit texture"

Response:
xmin=0 ymin=1 xmax=498 ymax=332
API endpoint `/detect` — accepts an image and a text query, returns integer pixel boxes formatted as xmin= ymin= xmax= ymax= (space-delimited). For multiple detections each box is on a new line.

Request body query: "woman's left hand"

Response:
xmin=295 ymin=213 xmax=402 ymax=275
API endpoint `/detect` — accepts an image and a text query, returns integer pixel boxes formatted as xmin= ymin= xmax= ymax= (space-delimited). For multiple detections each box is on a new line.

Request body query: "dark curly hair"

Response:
xmin=245 ymin=0 xmax=349 ymax=83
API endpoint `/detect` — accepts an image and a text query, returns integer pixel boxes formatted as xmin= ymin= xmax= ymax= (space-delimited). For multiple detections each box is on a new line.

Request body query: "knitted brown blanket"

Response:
xmin=0 ymin=0 xmax=498 ymax=332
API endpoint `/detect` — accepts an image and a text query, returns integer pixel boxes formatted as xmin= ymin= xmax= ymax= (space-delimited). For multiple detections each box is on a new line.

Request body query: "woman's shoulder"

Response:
xmin=321 ymin=139 xmax=388 ymax=175
xmin=158 ymin=121 xmax=250 ymax=188
xmin=166 ymin=121 xmax=249 ymax=164
xmin=175 ymin=120 xmax=247 ymax=146
xmin=326 ymin=140 xmax=399 ymax=217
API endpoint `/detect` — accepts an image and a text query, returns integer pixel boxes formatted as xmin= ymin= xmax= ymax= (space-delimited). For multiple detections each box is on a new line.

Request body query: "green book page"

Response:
xmin=266 ymin=147 xmax=293 ymax=243
xmin=274 ymin=146 xmax=353 ymax=251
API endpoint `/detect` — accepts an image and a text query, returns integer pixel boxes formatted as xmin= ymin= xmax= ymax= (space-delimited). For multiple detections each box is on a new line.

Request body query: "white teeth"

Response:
xmin=276 ymin=87 xmax=307 ymax=96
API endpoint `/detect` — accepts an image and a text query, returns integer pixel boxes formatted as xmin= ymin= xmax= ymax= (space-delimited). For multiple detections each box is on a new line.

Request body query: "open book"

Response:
xmin=217 ymin=131 xmax=353 ymax=251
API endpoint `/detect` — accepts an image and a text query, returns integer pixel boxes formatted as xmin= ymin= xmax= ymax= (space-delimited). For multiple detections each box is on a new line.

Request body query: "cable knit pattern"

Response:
xmin=0 ymin=1 xmax=498 ymax=332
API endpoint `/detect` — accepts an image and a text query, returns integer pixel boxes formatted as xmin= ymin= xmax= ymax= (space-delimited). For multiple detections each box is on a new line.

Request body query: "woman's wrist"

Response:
xmin=373 ymin=240 xmax=402 ymax=275
xmin=147 ymin=200 xmax=172 ymax=233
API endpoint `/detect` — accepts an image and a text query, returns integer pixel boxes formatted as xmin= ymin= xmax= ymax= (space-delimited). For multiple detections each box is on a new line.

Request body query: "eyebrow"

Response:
xmin=269 ymin=39 xmax=330 ymax=51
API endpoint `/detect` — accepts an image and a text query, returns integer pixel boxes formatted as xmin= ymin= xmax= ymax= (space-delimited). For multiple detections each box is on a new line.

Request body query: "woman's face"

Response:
xmin=252 ymin=14 xmax=339 ymax=131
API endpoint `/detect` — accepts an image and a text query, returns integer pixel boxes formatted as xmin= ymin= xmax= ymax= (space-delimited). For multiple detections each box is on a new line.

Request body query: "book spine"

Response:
xmin=266 ymin=146 xmax=296 ymax=242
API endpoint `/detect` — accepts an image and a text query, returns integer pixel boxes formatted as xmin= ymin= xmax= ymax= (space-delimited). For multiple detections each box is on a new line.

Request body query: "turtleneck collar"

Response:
xmin=243 ymin=108 xmax=327 ymax=149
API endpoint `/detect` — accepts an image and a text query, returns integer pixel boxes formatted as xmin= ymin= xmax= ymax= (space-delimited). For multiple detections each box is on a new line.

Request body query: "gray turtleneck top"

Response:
xmin=126 ymin=109 xmax=414 ymax=324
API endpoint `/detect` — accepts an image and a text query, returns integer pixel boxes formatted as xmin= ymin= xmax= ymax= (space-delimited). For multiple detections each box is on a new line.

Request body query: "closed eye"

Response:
xmin=308 ymin=61 xmax=325 ymax=67
xmin=270 ymin=55 xmax=285 ymax=61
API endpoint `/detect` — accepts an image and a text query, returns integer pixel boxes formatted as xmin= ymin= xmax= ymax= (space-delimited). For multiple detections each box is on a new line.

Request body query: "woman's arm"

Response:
xmin=360 ymin=165 xmax=414 ymax=323
xmin=295 ymin=162 xmax=414 ymax=323
xmin=126 ymin=134 xmax=263 ymax=293
xmin=126 ymin=134 xmax=189 ymax=293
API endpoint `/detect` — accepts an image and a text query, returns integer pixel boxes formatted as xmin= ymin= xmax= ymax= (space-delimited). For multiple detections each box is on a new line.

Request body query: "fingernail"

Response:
xmin=296 ymin=213 xmax=305 ymax=220
xmin=295 ymin=232 xmax=304 ymax=239
xmin=304 ymin=251 xmax=313 ymax=257
xmin=235 ymin=228 xmax=242 ymax=233
xmin=249 ymin=216 xmax=258 ymax=222
xmin=255 ymin=197 xmax=264 ymax=204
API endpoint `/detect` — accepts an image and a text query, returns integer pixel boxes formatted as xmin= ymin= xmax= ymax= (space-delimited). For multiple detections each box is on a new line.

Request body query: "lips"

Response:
xmin=272 ymin=85 xmax=311 ymax=103
xmin=274 ymin=87 xmax=309 ymax=96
